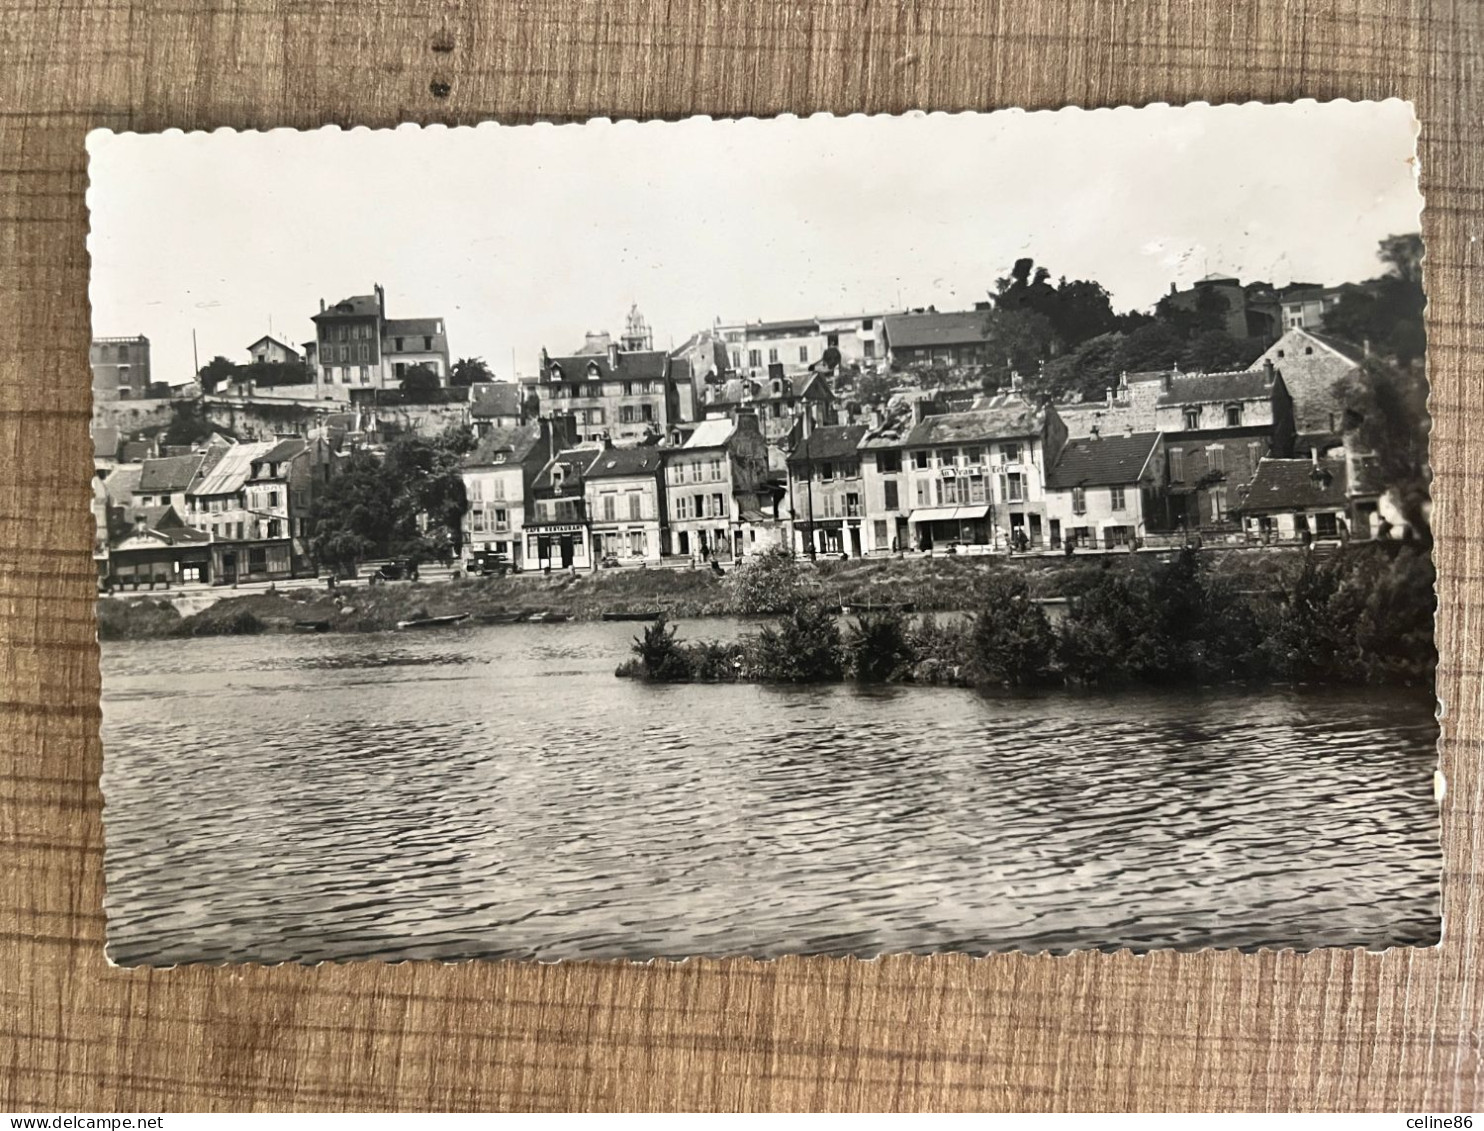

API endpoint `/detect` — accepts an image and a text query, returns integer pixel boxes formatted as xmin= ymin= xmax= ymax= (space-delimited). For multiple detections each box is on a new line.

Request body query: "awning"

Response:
xmin=910 ymin=505 xmax=990 ymax=523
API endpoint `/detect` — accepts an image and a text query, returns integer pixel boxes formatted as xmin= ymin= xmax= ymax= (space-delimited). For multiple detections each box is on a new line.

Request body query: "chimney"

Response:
xmin=133 ymin=512 xmax=148 ymax=535
xmin=1363 ymin=338 xmax=1372 ymax=357
xmin=1263 ymin=358 xmax=1276 ymax=385
xmin=1089 ymin=424 xmax=1101 ymax=441
xmin=1010 ymin=370 xmax=1022 ymax=392
xmin=1123 ymin=422 xmax=1134 ymax=438
xmin=1311 ymin=446 xmax=1320 ymax=468
xmin=1105 ymin=386 xmax=1113 ymax=407
xmin=1161 ymin=372 xmax=1173 ymax=393
xmin=608 ymin=342 xmax=620 ymax=369
xmin=374 ymin=283 xmax=385 ymax=315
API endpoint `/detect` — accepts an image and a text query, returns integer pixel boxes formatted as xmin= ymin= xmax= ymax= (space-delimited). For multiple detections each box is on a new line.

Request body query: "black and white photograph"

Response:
xmin=88 ymin=100 xmax=1438 ymax=967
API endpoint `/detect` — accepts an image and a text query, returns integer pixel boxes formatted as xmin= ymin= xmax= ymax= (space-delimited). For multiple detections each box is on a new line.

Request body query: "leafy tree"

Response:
xmin=1179 ymin=330 xmax=1265 ymax=373
xmin=968 ymin=572 xmax=1057 ymax=687
xmin=1323 ymin=233 xmax=1426 ymax=364
xmin=450 ymin=357 xmax=496 ymax=388
xmin=750 ymin=600 xmax=842 ymax=682
xmin=1039 ymin=333 xmax=1125 ymax=401
xmin=1335 ymin=356 xmax=1431 ymax=543
xmin=855 ymin=372 xmax=894 ymax=406
xmin=844 ymin=610 xmax=914 ymax=682
xmin=309 ymin=451 xmax=410 ymax=575
xmin=821 ymin=345 xmax=842 ymax=370
xmin=244 ymin=360 xmax=313 ymax=387
xmin=384 ymin=427 xmax=474 ymax=557
xmin=728 ymin=545 xmax=807 ymax=614
xmin=197 ymin=355 xmax=239 ymax=395
xmin=1114 ymin=321 xmax=1185 ymax=372
xmin=630 ymin=617 xmax=694 ymax=680
xmin=399 ymin=364 xmax=443 ymax=401
xmin=161 ymin=399 xmax=216 ymax=448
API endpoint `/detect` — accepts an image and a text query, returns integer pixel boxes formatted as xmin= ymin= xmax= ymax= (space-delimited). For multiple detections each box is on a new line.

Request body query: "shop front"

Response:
xmin=523 ymin=522 xmax=591 ymax=571
xmin=908 ymin=505 xmax=991 ymax=552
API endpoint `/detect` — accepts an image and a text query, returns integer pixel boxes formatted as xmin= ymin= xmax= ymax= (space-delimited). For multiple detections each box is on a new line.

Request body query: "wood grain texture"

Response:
xmin=2 ymin=0 xmax=1481 ymax=1112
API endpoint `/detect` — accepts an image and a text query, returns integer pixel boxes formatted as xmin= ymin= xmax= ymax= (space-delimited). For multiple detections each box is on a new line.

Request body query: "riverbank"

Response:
xmin=96 ymin=546 xmax=1311 ymax=642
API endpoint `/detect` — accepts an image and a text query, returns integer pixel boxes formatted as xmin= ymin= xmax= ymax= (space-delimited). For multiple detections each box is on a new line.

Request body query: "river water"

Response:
xmin=100 ymin=618 xmax=1442 ymax=965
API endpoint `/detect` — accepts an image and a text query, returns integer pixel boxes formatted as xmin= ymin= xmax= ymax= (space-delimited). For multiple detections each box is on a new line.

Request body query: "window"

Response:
xmin=423 ymin=336 xmax=433 ymax=350
xmin=248 ymin=547 xmax=267 ymax=572
xmin=1206 ymin=445 xmax=1226 ymax=474
xmin=798 ymin=346 xmax=808 ymax=363
xmin=620 ymin=406 xmax=636 ymax=424
xmin=603 ymin=495 xmax=617 ymax=521
xmin=915 ymin=480 xmax=932 ymax=506
xmin=874 ymin=520 xmax=889 ymax=549
xmin=731 ymin=352 xmax=741 ymax=368
xmin=359 ymin=366 xmax=370 ymax=384
xmin=748 ymin=349 xmax=762 ymax=368
xmin=493 ymin=508 xmax=509 ymax=530
xmin=641 ymin=404 xmax=654 ymax=422
xmin=1184 ymin=408 xmax=1201 ymax=430
xmin=623 ymin=382 xmax=634 ymax=396
xmin=877 ymin=451 xmax=901 ymax=474
xmin=268 ymin=490 xmax=280 ymax=507
xmin=1001 ymin=443 xmax=1022 ymax=464
xmin=937 ymin=448 xmax=956 ymax=467
xmin=629 ymin=493 xmax=643 ymax=520
xmin=884 ymin=481 xmax=899 ymax=510
xmin=820 ymin=462 xmax=834 ymax=481
xmin=338 ymin=345 xmax=350 ymax=363
xmin=912 ymin=450 xmax=929 ymax=470
xmin=1006 ymin=473 xmax=1024 ymax=502
xmin=675 ymin=496 xmax=692 ymax=520
xmin=709 ymin=458 xmax=722 ymax=481
xmin=1072 ymin=486 xmax=1086 ymax=515
xmin=768 ymin=348 xmax=779 ymax=365
xmin=1110 ymin=486 xmax=1126 ymax=511
xmin=1248 ymin=441 xmax=1265 ymax=470
xmin=1170 ymin=449 xmax=1185 ymax=481
xmin=1209 ymin=485 xmax=1228 ymax=522
xmin=267 ymin=519 xmax=282 ymax=538
xmin=864 ymin=340 xmax=876 ymax=359
xmin=965 ymin=446 xmax=984 ymax=465
xmin=394 ymin=337 xmax=404 ymax=351
xmin=846 ymin=492 xmax=861 ymax=516
xmin=469 ymin=480 xmax=484 ymax=503
xmin=1225 ymin=404 xmax=1243 ymax=427
xmin=358 ymin=343 xmax=369 ymax=361
xmin=586 ymin=384 xmax=601 ymax=398
xmin=711 ymin=493 xmax=725 ymax=518
xmin=862 ymin=318 xmax=874 ymax=331
xmin=340 ymin=368 xmax=351 ymax=384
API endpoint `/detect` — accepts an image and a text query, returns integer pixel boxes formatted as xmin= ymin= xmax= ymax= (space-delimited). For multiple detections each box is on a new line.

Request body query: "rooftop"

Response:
xmin=883 ymin=310 xmax=992 ymax=350
xmin=533 ymin=447 xmax=603 ymax=492
xmin=463 ymin=422 xmax=545 ymax=468
xmin=1156 ymin=369 xmax=1278 ymax=408
xmin=1046 ymin=432 xmax=1162 ymax=490
xmin=1238 ymin=457 xmax=1349 ymax=512
xmin=790 ymin=424 xmax=870 ymax=464
xmin=136 ymin=453 xmax=206 ymax=494
xmin=683 ymin=417 xmax=738 ymax=450
xmin=384 ymin=318 xmax=445 ymax=341
xmin=470 ymin=382 xmax=524 ymax=419
xmin=902 ymin=402 xmax=1046 ymax=447
xmin=190 ymin=441 xmax=280 ymax=497
xmin=315 ymin=294 xmax=381 ymax=320
xmin=545 ymin=350 xmax=670 ymax=384
xmin=585 ymin=446 xmax=666 ymax=479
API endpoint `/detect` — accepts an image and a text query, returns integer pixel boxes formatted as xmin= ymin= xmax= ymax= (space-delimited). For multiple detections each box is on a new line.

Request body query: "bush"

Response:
xmin=729 ymin=545 xmax=807 ymax=615
xmin=750 ymin=600 xmax=842 ymax=682
xmin=967 ymin=573 xmax=1058 ymax=688
xmin=627 ymin=616 xmax=694 ymax=681
xmin=1056 ymin=568 xmax=1166 ymax=684
xmin=844 ymin=610 xmax=914 ymax=682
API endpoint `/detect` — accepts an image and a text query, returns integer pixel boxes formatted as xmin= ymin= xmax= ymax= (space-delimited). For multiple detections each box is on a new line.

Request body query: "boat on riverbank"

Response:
xmin=839 ymin=601 xmax=916 ymax=615
xmin=527 ymin=611 xmax=573 ymax=623
xmin=395 ymin=613 xmax=470 ymax=630
xmin=601 ymin=611 xmax=662 ymax=622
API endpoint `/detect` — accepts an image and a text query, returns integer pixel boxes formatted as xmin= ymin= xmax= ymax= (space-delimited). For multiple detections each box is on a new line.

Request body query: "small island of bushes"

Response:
xmin=616 ymin=543 xmax=1436 ymax=691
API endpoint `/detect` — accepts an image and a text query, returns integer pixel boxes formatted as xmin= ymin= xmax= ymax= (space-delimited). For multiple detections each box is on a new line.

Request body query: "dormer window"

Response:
xmin=1225 ymin=404 xmax=1243 ymax=427
xmin=1183 ymin=408 xmax=1201 ymax=430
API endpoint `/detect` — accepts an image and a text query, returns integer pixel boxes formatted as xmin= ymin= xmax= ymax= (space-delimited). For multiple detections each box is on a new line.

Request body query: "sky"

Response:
xmin=86 ymin=100 xmax=1422 ymax=385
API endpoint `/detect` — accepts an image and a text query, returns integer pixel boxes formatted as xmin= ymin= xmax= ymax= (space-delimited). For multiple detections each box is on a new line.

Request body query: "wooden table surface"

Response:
xmin=3 ymin=0 xmax=1481 ymax=1112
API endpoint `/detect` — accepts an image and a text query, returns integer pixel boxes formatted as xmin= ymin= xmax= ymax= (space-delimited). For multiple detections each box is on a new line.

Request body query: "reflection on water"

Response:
xmin=100 ymin=619 xmax=1442 ymax=965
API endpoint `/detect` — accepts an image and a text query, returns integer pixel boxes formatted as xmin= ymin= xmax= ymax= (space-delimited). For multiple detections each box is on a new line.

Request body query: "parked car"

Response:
xmin=371 ymin=558 xmax=420 ymax=582
xmin=465 ymin=552 xmax=511 ymax=578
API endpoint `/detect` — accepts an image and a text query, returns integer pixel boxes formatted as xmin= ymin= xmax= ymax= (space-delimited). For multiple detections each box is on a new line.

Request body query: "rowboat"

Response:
xmin=839 ymin=601 xmax=916 ymax=615
xmin=293 ymin=619 xmax=332 ymax=632
xmin=476 ymin=611 xmax=528 ymax=625
xmin=528 ymin=610 xmax=573 ymax=623
xmin=601 ymin=611 xmax=662 ymax=622
xmin=395 ymin=613 xmax=470 ymax=630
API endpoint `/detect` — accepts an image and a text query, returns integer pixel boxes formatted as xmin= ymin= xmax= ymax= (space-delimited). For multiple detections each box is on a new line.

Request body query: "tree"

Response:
xmin=450 ymin=357 xmax=496 ymax=388
xmin=1335 ymin=357 xmax=1431 ymax=543
xmin=1323 ymin=233 xmax=1426 ymax=364
xmin=967 ymin=573 xmax=1057 ymax=687
xmin=244 ymin=360 xmax=313 ymax=387
xmin=197 ymin=356 xmax=239 ymax=395
xmin=1179 ymin=330 xmax=1264 ymax=373
xmin=1114 ymin=321 xmax=1185 ymax=372
xmin=309 ymin=451 xmax=409 ymax=574
xmin=162 ymin=399 xmax=216 ymax=448
xmin=399 ymin=364 xmax=443 ymax=401
xmin=384 ymin=427 xmax=474 ymax=558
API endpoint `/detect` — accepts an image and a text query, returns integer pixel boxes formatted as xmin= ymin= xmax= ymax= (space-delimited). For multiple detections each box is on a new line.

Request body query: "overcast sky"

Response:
xmin=87 ymin=100 xmax=1421 ymax=385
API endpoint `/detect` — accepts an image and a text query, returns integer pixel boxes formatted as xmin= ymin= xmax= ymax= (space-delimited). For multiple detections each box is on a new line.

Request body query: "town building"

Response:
xmin=1044 ymin=430 xmax=1166 ymax=551
xmin=469 ymin=382 xmax=527 ymax=436
xmin=817 ymin=313 xmax=895 ymax=370
xmin=1053 ymin=370 xmax=1167 ymax=439
xmin=184 ymin=437 xmax=332 ymax=583
xmin=857 ymin=397 xmax=922 ymax=555
xmin=787 ymin=424 xmax=870 ymax=557
xmin=662 ymin=412 xmax=772 ymax=562
xmin=898 ymin=396 xmax=1067 ymax=552
xmin=102 ymin=505 xmax=213 ymax=590
xmin=91 ymin=336 xmax=152 ymax=401
xmin=669 ymin=328 xmax=733 ymax=412
xmin=460 ymin=416 xmax=576 ymax=572
xmin=1278 ymin=283 xmax=1365 ymax=331
xmin=535 ymin=343 xmax=683 ymax=446
xmin=697 ymin=371 xmax=836 ymax=449
xmin=1249 ymin=327 xmax=1364 ymax=451
xmin=310 ymin=284 xmax=451 ymax=397
xmin=584 ymin=445 xmax=667 ymax=564
xmin=882 ymin=309 xmax=996 ymax=369
xmin=718 ymin=318 xmax=824 ymax=378
xmin=1236 ymin=455 xmax=1351 ymax=544
xmin=1160 ymin=274 xmax=1270 ymax=339
xmin=1154 ymin=363 xmax=1296 ymax=534
xmin=523 ymin=447 xmax=604 ymax=571
xmin=246 ymin=335 xmax=304 ymax=367
xmin=132 ymin=450 xmax=221 ymax=514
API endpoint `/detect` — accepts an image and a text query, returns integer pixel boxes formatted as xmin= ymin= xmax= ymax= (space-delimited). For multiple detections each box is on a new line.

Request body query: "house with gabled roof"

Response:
xmin=897 ymin=395 xmax=1067 ymax=553
xmin=247 ymin=335 xmax=303 ymax=367
xmin=1044 ymin=430 xmax=1166 ymax=551
xmin=1154 ymin=361 xmax=1295 ymax=535
xmin=460 ymin=416 xmax=576 ymax=572
xmin=103 ymin=504 xmax=213 ymax=590
xmin=536 ymin=343 xmax=681 ymax=445
xmin=1236 ymin=454 xmax=1352 ymax=544
xmin=523 ymin=446 xmax=605 ymax=571
xmin=584 ymin=445 xmax=668 ymax=564
xmin=787 ymin=423 xmax=870 ymax=557
xmin=1249 ymin=327 xmax=1365 ymax=452
xmin=663 ymin=412 xmax=772 ymax=562
xmin=311 ymin=284 xmax=451 ymax=399
xmin=882 ymin=310 xmax=994 ymax=368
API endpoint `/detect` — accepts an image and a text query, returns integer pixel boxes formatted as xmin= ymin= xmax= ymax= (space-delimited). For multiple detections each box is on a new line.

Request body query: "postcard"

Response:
xmin=87 ymin=101 xmax=1437 ymax=965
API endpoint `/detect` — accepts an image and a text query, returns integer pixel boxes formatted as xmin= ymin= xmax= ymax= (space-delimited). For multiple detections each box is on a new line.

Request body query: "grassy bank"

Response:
xmin=98 ymin=546 xmax=1311 ymax=642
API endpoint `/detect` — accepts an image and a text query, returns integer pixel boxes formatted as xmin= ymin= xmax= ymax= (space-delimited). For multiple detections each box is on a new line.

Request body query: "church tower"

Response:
xmin=620 ymin=303 xmax=652 ymax=352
